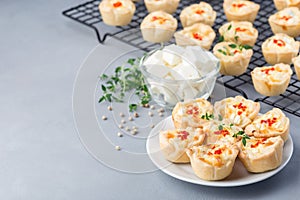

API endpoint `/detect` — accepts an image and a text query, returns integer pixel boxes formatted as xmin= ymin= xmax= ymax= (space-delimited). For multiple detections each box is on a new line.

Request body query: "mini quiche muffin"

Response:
xmin=251 ymin=63 xmax=292 ymax=96
xmin=292 ymin=55 xmax=300 ymax=80
xmin=223 ymin=0 xmax=260 ymax=23
xmin=187 ymin=143 xmax=239 ymax=180
xmin=144 ymin=0 xmax=180 ymax=14
xmin=245 ymin=108 xmax=290 ymax=142
xmin=274 ymin=0 xmax=300 ymax=10
xmin=269 ymin=7 xmax=300 ymax=38
xmin=262 ymin=33 xmax=299 ymax=65
xmin=202 ymin=121 xmax=243 ymax=145
xmin=238 ymin=136 xmax=284 ymax=173
xmin=213 ymin=42 xmax=253 ymax=76
xmin=180 ymin=2 xmax=217 ymax=27
xmin=99 ymin=0 xmax=136 ymax=26
xmin=219 ymin=21 xmax=258 ymax=47
xmin=172 ymin=98 xmax=213 ymax=129
xmin=214 ymin=96 xmax=260 ymax=128
xmin=174 ymin=23 xmax=216 ymax=50
xmin=159 ymin=128 xmax=205 ymax=163
xmin=140 ymin=11 xmax=178 ymax=43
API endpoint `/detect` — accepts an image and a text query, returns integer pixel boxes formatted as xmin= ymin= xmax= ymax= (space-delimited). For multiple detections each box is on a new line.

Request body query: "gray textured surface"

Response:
xmin=0 ymin=0 xmax=299 ymax=199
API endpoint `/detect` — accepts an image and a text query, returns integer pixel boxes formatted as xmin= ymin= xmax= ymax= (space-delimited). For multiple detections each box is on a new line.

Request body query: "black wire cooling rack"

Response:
xmin=63 ymin=0 xmax=300 ymax=117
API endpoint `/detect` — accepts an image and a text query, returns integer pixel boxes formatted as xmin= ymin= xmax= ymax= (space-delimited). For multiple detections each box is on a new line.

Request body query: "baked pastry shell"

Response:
xmin=187 ymin=145 xmax=239 ymax=180
xmin=268 ymin=9 xmax=300 ymax=37
xmin=99 ymin=0 xmax=136 ymax=26
xmin=144 ymin=0 xmax=180 ymax=14
xmin=292 ymin=56 xmax=300 ymax=80
xmin=251 ymin=65 xmax=292 ymax=96
xmin=172 ymin=99 xmax=213 ymax=129
xmin=213 ymin=42 xmax=253 ymax=76
xmin=174 ymin=23 xmax=216 ymax=50
xmin=238 ymin=136 xmax=284 ymax=173
xmin=180 ymin=3 xmax=216 ymax=27
xmin=223 ymin=1 xmax=260 ymax=23
xmin=273 ymin=0 xmax=300 ymax=10
xmin=218 ymin=21 xmax=258 ymax=46
xmin=159 ymin=129 xmax=205 ymax=163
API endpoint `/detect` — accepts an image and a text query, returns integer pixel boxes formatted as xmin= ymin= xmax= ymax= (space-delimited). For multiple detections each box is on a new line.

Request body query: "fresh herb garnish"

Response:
xmin=232 ymin=131 xmax=250 ymax=146
xmin=218 ymin=114 xmax=223 ymax=121
xmin=217 ymin=49 xmax=227 ymax=55
xmin=234 ymin=35 xmax=239 ymax=42
xmin=218 ymin=35 xmax=225 ymax=42
xmin=227 ymin=24 xmax=232 ymax=31
xmin=218 ymin=124 xmax=224 ymax=130
xmin=99 ymin=58 xmax=151 ymax=112
xmin=228 ymin=44 xmax=237 ymax=48
xmin=201 ymin=113 xmax=214 ymax=120
xmin=242 ymin=44 xmax=253 ymax=49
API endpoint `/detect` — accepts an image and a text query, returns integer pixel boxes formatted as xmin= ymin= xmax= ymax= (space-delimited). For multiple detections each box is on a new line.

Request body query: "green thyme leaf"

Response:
xmin=242 ymin=45 xmax=253 ymax=50
xmin=229 ymin=44 xmax=237 ymax=48
xmin=129 ymin=104 xmax=137 ymax=112
xmin=242 ymin=137 xmax=247 ymax=146
xmin=234 ymin=35 xmax=239 ymax=42
xmin=227 ymin=24 xmax=232 ymax=31
xmin=127 ymin=58 xmax=135 ymax=65
xmin=218 ymin=125 xmax=223 ymax=130
xmin=218 ymin=114 xmax=223 ymax=121
xmin=218 ymin=35 xmax=224 ymax=42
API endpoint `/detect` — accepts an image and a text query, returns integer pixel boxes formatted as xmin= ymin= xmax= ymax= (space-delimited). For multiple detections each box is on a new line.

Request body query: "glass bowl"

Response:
xmin=139 ymin=45 xmax=220 ymax=109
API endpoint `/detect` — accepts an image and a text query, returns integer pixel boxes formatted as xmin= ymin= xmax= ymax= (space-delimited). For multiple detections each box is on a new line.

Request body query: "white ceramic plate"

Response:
xmin=146 ymin=116 xmax=294 ymax=187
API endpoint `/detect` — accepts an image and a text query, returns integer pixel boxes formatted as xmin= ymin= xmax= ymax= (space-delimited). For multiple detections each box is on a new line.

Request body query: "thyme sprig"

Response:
xmin=99 ymin=58 xmax=151 ymax=112
xmin=232 ymin=131 xmax=250 ymax=146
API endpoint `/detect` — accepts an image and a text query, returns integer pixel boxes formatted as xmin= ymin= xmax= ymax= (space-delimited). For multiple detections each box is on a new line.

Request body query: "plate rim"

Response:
xmin=146 ymin=116 xmax=294 ymax=187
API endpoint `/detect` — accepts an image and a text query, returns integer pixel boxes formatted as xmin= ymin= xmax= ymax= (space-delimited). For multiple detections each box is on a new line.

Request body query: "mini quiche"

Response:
xmin=214 ymin=96 xmax=260 ymax=128
xmin=140 ymin=11 xmax=178 ymax=43
xmin=273 ymin=0 xmax=300 ymax=10
xmin=187 ymin=143 xmax=239 ymax=180
xmin=174 ymin=23 xmax=216 ymax=50
xmin=245 ymin=108 xmax=290 ymax=142
xmin=144 ymin=0 xmax=180 ymax=14
xmin=172 ymin=98 xmax=214 ymax=129
xmin=238 ymin=136 xmax=284 ymax=173
xmin=159 ymin=128 xmax=206 ymax=163
xmin=219 ymin=21 xmax=258 ymax=47
xmin=269 ymin=7 xmax=300 ymax=38
xmin=223 ymin=0 xmax=260 ymax=23
xmin=251 ymin=63 xmax=292 ymax=96
xmin=202 ymin=121 xmax=243 ymax=145
xmin=262 ymin=33 xmax=299 ymax=65
xmin=213 ymin=42 xmax=253 ymax=76
xmin=292 ymin=55 xmax=300 ymax=80
xmin=180 ymin=2 xmax=217 ymax=27
xmin=99 ymin=0 xmax=136 ymax=26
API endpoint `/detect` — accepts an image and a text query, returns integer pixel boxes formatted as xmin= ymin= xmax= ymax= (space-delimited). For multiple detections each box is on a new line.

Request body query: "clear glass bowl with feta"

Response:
xmin=140 ymin=44 xmax=220 ymax=108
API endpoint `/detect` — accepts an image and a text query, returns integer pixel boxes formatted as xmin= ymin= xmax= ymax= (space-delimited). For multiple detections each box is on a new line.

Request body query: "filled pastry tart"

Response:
xmin=144 ymin=0 xmax=180 ymax=14
xmin=180 ymin=2 xmax=217 ymax=27
xmin=262 ymin=33 xmax=299 ymax=65
xmin=273 ymin=0 xmax=300 ymax=10
xmin=202 ymin=121 xmax=243 ymax=145
xmin=223 ymin=0 xmax=260 ymax=23
xmin=213 ymin=42 xmax=253 ymax=76
xmin=140 ymin=11 xmax=178 ymax=43
xmin=187 ymin=143 xmax=239 ymax=180
xmin=245 ymin=108 xmax=290 ymax=142
xmin=159 ymin=127 xmax=205 ymax=163
xmin=172 ymin=98 xmax=214 ymax=129
xmin=292 ymin=55 xmax=300 ymax=80
xmin=214 ymin=96 xmax=260 ymax=128
xmin=269 ymin=7 xmax=300 ymax=37
xmin=174 ymin=23 xmax=216 ymax=50
xmin=218 ymin=21 xmax=258 ymax=47
xmin=238 ymin=136 xmax=284 ymax=173
xmin=99 ymin=0 xmax=136 ymax=26
xmin=251 ymin=63 xmax=293 ymax=96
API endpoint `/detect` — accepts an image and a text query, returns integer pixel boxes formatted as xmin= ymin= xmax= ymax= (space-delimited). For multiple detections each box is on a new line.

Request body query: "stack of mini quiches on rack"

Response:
xmin=160 ymin=96 xmax=289 ymax=180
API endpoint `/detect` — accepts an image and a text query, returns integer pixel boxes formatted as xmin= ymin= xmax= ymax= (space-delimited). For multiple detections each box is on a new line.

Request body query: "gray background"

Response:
xmin=0 ymin=0 xmax=299 ymax=199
